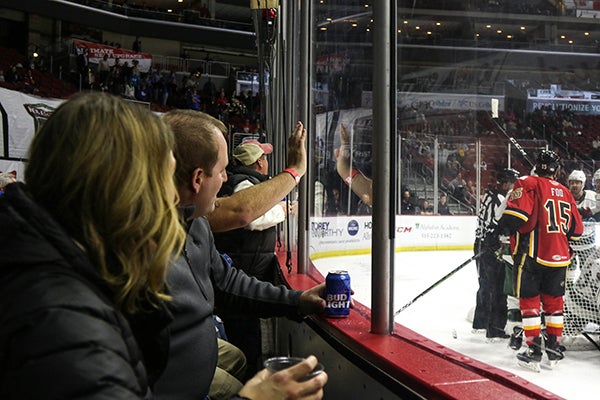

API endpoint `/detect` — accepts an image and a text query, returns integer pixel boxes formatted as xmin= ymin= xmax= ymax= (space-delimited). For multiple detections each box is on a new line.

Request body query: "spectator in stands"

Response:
xmin=148 ymin=68 xmax=162 ymax=102
xmin=213 ymin=138 xmax=298 ymax=376
xmin=188 ymin=88 xmax=201 ymax=110
xmin=241 ymin=118 xmax=253 ymax=133
xmin=465 ymin=179 xmax=478 ymax=205
xmin=327 ymin=187 xmax=341 ymax=216
xmin=123 ymin=79 xmax=135 ymax=99
xmin=445 ymin=150 xmax=462 ymax=176
xmin=28 ymin=56 xmax=37 ymax=71
xmin=97 ymin=54 xmax=110 ymax=90
xmin=215 ymin=87 xmax=228 ymax=107
xmin=0 ymin=92 xmax=187 ymax=398
xmin=120 ymin=61 xmax=133 ymax=88
xmin=420 ymin=199 xmax=434 ymax=215
xmin=21 ymin=69 xmax=38 ymax=94
xmin=163 ymin=70 xmax=177 ymax=106
xmin=76 ymin=47 xmax=90 ymax=88
xmin=132 ymin=37 xmax=142 ymax=52
xmin=202 ymin=77 xmax=218 ymax=101
xmin=199 ymin=2 xmax=210 ymax=18
xmin=136 ymin=81 xmax=151 ymax=102
xmin=438 ymin=193 xmax=451 ymax=215
xmin=188 ymin=0 xmax=211 ymax=21
xmin=0 ymin=69 xmax=5 ymax=82
xmin=400 ymin=189 xmax=416 ymax=215
xmin=228 ymin=93 xmax=247 ymax=117
xmin=239 ymin=90 xmax=254 ymax=112
xmin=253 ymin=120 xmax=265 ymax=137
xmin=205 ymin=118 xmax=308 ymax=234
xmin=313 ymin=180 xmax=326 ymax=217
xmin=5 ymin=64 xmax=19 ymax=84
xmin=184 ymin=70 xmax=201 ymax=91
xmin=110 ymin=57 xmax=122 ymax=95
xmin=448 ymin=171 xmax=467 ymax=203
xmin=130 ymin=60 xmax=140 ymax=90
xmin=411 ymin=198 xmax=423 ymax=214
xmin=157 ymin=109 xmax=328 ymax=400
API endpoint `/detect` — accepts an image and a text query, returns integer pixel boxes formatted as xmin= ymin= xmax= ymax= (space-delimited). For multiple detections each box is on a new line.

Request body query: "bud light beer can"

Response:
xmin=326 ymin=270 xmax=351 ymax=317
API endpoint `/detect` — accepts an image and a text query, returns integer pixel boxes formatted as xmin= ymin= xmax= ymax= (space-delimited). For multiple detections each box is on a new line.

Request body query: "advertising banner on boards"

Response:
xmin=0 ymin=87 xmax=64 ymax=178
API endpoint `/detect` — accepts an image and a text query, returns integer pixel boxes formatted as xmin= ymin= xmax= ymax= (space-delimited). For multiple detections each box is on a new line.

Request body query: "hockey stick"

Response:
xmin=488 ymin=111 xmax=536 ymax=168
xmin=581 ymin=331 xmax=600 ymax=352
xmin=394 ymin=252 xmax=482 ymax=316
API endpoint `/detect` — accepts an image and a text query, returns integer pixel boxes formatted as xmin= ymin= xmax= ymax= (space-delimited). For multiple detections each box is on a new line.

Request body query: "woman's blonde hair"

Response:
xmin=25 ymin=92 xmax=186 ymax=312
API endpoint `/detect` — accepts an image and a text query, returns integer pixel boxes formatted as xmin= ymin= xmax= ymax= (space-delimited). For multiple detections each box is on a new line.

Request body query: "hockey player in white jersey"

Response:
xmin=593 ymin=169 xmax=600 ymax=193
xmin=568 ymin=170 xmax=597 ymax=220
xmin=592 ymin=169 xmax=600 ymax=221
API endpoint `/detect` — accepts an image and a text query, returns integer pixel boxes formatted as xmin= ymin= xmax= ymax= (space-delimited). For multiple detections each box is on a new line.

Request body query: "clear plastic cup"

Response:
xmin=263 ymin=356 xmax=325 ymax=381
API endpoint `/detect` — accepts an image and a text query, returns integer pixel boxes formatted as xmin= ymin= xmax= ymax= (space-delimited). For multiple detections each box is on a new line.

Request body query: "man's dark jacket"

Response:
xmin=152 ymin=215 xmax=303 ymax=400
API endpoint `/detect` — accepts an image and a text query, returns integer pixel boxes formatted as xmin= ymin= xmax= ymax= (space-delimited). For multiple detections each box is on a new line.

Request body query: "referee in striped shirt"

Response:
xmin=472 ymin=168 xmax=520 ymax=339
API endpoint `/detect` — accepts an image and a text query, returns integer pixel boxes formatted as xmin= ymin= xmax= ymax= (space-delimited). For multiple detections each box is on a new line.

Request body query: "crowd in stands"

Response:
xmin=397 ymin=103 xmax=600 ymax=216
xmin=1 ymin=44 xmax=267 ymax=158
xmin=71 ymin=41 xmax=264 ymax=134
xmin=6 ymin=41 xmax=600 ymax=217
xmin=69 ymin=31 xmax=262 ymax=128
xmin=398 ymin=188 xmax=453 ymax=216
xmin=0 ymin=47 xmax=77 ymax=98
xmin=1 ymin=64 xmax=38 ymax=95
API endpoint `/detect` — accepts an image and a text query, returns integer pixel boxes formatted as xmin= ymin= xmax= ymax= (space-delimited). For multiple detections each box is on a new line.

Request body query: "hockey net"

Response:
xmin=562 ymin=222 xmax=600 ymax=350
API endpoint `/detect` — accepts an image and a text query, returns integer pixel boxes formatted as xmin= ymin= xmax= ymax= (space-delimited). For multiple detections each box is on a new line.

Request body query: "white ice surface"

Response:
xmin=313 ymin=250 xmax=600 ymax=400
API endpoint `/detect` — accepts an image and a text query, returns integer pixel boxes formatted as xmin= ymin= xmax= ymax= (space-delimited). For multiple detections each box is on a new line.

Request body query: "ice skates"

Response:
xmin=516 ymin=337 xmax=542 ymax=372
xmin=486 ymin=326 xmax=509 ymax=338
xmin=485 ymin=326 xmax=510 ymax=342
xmin=544 ymin=335 xmax=565 ymax=369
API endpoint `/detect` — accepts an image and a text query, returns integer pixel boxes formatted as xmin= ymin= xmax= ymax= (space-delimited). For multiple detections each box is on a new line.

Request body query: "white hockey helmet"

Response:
xmin=594 ymin=169 xmax=600 ymax=182
xmin=568 ymin=169 xmax=586 ymax=185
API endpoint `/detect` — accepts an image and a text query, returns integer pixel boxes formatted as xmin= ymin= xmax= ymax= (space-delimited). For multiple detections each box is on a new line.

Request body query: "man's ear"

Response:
xmin=191 ymin=167 xmax=203 ymax=193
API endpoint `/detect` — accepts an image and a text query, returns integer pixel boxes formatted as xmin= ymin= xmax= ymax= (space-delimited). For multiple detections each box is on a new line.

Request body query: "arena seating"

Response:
xmin=0 ymin=46 xmax=76 ymax=99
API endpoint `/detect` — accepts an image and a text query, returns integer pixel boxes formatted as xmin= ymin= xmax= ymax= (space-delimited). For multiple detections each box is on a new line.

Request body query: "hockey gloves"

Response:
xmin=482 ymin=230 xmax=501 ymax=253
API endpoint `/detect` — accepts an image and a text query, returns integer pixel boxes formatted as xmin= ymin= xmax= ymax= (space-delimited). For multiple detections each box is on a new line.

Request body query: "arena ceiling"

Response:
xmin=127 ymin=0 xmax=252 ymax=22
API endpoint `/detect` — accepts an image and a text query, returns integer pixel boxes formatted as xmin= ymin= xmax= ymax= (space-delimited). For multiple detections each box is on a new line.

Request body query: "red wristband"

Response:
xmin=345 ymin=169 xmax=360 ymax=186
xmin=283 ymin=168 xmax=300 ymax=185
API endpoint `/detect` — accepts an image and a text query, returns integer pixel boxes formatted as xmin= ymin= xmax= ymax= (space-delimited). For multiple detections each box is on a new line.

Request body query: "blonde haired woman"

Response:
xmin=0 ymin=92 xmax=186 ymax=398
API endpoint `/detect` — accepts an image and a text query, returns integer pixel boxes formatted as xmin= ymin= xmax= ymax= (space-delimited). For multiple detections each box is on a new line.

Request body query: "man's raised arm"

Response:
xmin=207 ymin=121 xmax=307 ymax=232
xmin=334 ymin=124 xmax=372 ymax=206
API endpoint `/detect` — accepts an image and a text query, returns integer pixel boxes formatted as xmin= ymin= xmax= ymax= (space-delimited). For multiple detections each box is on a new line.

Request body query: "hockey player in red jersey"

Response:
xmin=491 ymin=150 xmax=584 ymax=371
